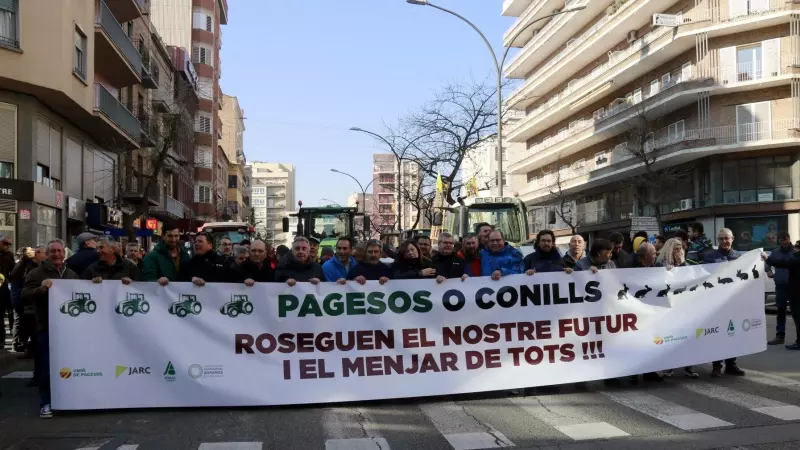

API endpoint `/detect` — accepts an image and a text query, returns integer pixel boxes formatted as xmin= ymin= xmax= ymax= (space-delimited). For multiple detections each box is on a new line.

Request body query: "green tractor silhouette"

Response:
xmin=116 ymin=292 xmax=150 ymax=317
xmin=169 ymin=294 xmax=202 ymax=318
xmin=60 ymin=292 xmax=97 ymax=317
xmin=220 ymin=294 xmax=253 ymax=318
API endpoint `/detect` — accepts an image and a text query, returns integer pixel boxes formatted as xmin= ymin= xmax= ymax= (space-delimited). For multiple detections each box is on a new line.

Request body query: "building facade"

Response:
xmin=371 ymin=153 xmax=426 ymax=238
xmin=248 ymin=161 xmax=295 ymax=246
xmin=220 ymin=94 xmax=245 ymax=220
xmin=150 ymin=0 xmax=229 ymax=222
xmin=504 ymin=0 xmax=800 ymax=251
xmin=461 ymin=113 xmax=525 ymax=197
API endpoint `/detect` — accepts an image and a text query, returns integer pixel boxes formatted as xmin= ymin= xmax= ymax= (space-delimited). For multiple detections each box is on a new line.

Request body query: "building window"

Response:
xmin=36 ymin=205 xmax=59 ymax=246
xmin=228 ymin=175 xmax=238 ymax=188
xmin=722 ymin=156 xmax=792 ymax=204
xmin=0 ymin=0 xmax=18 ymax=49
xmin=195 ymin=183 xmax=211 ymax=203
xmin=73 ymin=26 xmax=87 ymax=80
xmin=193 ymin=10 xmax=213 ymax=32
xmin=36 ymin=164 xmax=60 ymax=189
xmin=736 ymin=101 xmax=771 ymax=142
xmin=195 ymin=114 xmax=211 ymax=133
xmin=192 ymin=45 xmax=212 ymax=66
xmin=195 ymin=146 xmax=212 ymax=168
xmin=736 ymin=44 xmax=762 ymax=81
xmin=0 ymin=161 xmax=11 ymax=178
xmin=667 ymin=120 xmax=685 ymax=143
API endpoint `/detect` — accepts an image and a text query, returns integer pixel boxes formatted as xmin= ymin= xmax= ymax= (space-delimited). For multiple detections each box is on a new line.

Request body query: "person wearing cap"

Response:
xmin=65 ymin=232 xmax=99 ymax=278
xmin=307 ymin=236 xmax=320 ymax=262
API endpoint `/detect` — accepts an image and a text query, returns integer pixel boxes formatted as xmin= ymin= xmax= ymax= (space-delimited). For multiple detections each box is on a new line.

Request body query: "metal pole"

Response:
xmin=349 ymin=129 xmax=403 ymax=233
xmin=410 ymin=2 xmax=585 ymax=197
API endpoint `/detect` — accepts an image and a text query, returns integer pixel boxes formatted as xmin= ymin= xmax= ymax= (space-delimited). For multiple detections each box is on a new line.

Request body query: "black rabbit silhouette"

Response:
xmin=656 ymin=285 xmax=671 ymax=297
xmin=752 ymin=265 xmax=759 ymax=279
xmin=703 ymin=281 xmax=714 ymax=289
xmin=617 ymin=284 xmax=629 ymax=300
xmin=673 ymin=286 xmax=687 ymax=295
xmin=689 ymin=285 xmax=699 ymax=291
xmin=736 ymin=269 xmax=748 ymax=281
xmin=718 ymin=276 xmax=734 ymax=284
xmin=634 ymin=285 xmax=652 ymax=298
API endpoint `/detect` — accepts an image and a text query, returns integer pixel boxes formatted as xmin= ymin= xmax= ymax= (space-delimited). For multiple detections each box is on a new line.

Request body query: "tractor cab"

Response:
xmin=283 ymin=201 xmax=370 ymax=252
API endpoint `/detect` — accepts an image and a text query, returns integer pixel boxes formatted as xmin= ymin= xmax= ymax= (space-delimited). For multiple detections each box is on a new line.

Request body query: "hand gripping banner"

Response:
xmin=49 ymin=250 xmax=767 ymax=410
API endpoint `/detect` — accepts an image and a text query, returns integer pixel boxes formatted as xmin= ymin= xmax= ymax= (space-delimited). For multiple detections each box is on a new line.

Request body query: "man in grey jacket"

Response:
xmin=765 ymin=231 xmax=796 ymax=346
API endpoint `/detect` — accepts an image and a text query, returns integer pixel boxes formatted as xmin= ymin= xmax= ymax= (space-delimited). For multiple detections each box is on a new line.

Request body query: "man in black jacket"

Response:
xmin=764 ymin=249 xmax=800 ymax=350
xmin=524 ymin=230 xmax=566 ymax=274
xmin=66 ymin=232 xmax=99 ymax=277
xmin=82 ymin=237 xmax=139 ymax=284
xmin=0 ymin=234 xmax=16 ymax=349
xmin=347 ymin=239 xmax=392 ymax=285
xmin=180 ymin=233 xmax=230 ymax=286
xmin=431 ymin=232 xmax=467 ymax=283
xmin=609 ymin=232 xmax=632 ymax=269
xmin=236 ymin=240 xmax=275 ymax=286
xmin=275 ymin=237 xmax=324 ymax=285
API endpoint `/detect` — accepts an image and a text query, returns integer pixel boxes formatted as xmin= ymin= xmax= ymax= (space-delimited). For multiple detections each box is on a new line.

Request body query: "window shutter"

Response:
xmin=750 ymin=0 xmax=770 ymax=13
xmin=36 ymin=118 xmax=51 ymax=167
xmin=0 ymin=102 xmax=16 ymax=164
xmin=719 ymin=46 xmax=737 ymax=84
xmin=729 ymin=0 xmax=748 ymax=18
xmin=49 ymin=126 xmax=62 ymax=179
xmin=762 ymin=39 xmax=780 ymax=77
xmin=0 ymin=0 xmax=15 ymax=12
xmin=205 ymin=15 xmax=212 ymax=32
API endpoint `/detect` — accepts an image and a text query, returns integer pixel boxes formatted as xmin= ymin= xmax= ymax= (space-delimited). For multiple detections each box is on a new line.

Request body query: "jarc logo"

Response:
xmin=696 ymin=327 xmax=719 ymax=338
xmin=115 ymin=293 xmax=150 ymax=317
xmin=116 ymin=365 xmax=152 ymax=378
xmin=60 ymin=367 xmax=102 ymax=378
xmin=60 ymin=292 xmax=97 ymax=317
xmin=164 ymin=361 xmax=177 ymax=382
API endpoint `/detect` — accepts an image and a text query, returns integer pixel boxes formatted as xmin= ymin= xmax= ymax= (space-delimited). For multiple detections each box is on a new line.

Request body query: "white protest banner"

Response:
xmin=50 ymin=250 xmax=767 ymax=410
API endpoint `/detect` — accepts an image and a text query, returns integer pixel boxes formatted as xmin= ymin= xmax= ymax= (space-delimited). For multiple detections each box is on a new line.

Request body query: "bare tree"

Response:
xmin=545 ymin=156 xmax=578 ymax=234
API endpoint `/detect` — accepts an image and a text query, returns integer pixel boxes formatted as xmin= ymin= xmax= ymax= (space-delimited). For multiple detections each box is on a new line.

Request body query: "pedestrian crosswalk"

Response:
xmin=4 ymin=368 xmax=800 ymax=450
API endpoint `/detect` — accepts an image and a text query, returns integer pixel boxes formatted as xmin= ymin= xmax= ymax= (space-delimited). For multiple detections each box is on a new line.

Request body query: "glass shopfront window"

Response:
xmin=0 ymin=211 xmax=16 ymax=245
xmin=36 ymin=204 xmax=59 ymax=246
xmin=722 ymin=156 xmax=792 ymax=204
xmin=725 ymin=215 xmax=787 ymax=252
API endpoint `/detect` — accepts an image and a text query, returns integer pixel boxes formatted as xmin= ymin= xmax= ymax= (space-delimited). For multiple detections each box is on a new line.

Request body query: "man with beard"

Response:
xmin=562 ymin=234 xmax=585 ymax=272
xmin=237 ymin=240 xmax=275 ymax=285
xmin=457 ymin=234 xmax=482 ymax=276
xmin=431 ymin=233 xmax=467 ymax=283
xmin=276 ymin=237 xmax=324 ymax=285
xmin=476 ymin=223 xmax=493 ymax=249
xmin=608 ymin=232 xmax=632 ymax=268
xmin=524 ymin=230 xmax=565 ymax=274
xmin=346 ymin=240 xmax=392 ymax=285
xmin=217 ymin=237 xmax=234 ymax=258
xmin=143 ymin=224 xmax=191 ymax=286
xmin=179 ymin=233 xmax=231 ymax=286
xmin=416 ymin=236 xmax=433 ymax=261
xmin=82 ymin=237 xmax=139 ymax=284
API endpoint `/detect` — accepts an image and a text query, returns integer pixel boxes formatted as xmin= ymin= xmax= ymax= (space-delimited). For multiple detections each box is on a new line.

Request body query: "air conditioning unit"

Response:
xmin=680 ymin=198 xmax=694 ymax=210
xmin=627 ymin=30 xmax=638 ymax=43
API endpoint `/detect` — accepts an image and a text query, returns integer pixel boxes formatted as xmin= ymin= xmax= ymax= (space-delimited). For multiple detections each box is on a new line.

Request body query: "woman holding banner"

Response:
xmin=391 ymin=240 xmax=435 ymax=280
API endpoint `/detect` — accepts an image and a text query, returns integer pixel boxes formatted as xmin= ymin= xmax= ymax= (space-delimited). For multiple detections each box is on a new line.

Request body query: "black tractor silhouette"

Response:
xmin=689 ymin=285 xmax=699 ymax=291
xmin=736 ymin=269 xmax=748 ymax=281
xmin=703 ymin=281 xmax=714 ymax=289
xmin=718 ymin=276 xmax=734 ymax=284
xmin=115 ymin=293 xmax=150 ymax=317
xmin=657 ymin=285 xmax=671 ymax=297
xmin=60 ymin=292 xmax=97 ymax=317
xmin=752 ymin=265 xmax=759 ymax=279
xmin=617 ymin=284 xmax=629 ymax=300
xmin=634 ymin=285 xmax=652 ymax=298
xmin=673 ymin=286 xmax=687 ymax=295
xmin=220 ymin=294 xmax=253 ymax=318
xmin=169 ymin=294 xmax=202 ymax=317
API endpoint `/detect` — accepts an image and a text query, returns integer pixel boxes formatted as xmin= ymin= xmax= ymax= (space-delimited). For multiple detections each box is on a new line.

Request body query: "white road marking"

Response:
xmin=602 ymin=391 xmax=733 ymax=430
xmin=325 ymin=438 xmax=391 ymax=450
xmin=1 ymin=370 xmax=33 ymax=379
xmin=682 ymin=382 xmax=800 ymax=420
xmin=197 ymin=443 xmax=263 ymax=450
xmin=737 ymin=368 xmax=800 ymax=391
xmin=116 ymin=446 xmax=139 ymax=450
xmin=511 ymin=396 xmax=629 ymax=441
xmin=74 ymin=439 xmax=113 ymax=450
xmin=418 ymin=402 xmax=514 ymax=449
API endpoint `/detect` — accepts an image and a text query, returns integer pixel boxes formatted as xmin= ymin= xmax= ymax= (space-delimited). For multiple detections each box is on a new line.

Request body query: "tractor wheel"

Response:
xmin=243 ymin=302 xmax=253 ymax=314
xmin=140 ymin=301 xmax=150 ymax=313
xmin=228 ymin=308 xmax=240 ymax=318
xmin=123 ymin=306 xmax=134 ymax=317
xmin=192 ymin=303 xmax=202 ymax=314
xmin=176 ymin=308 xmax=188 ymax=318
xmin=86 ymin=301 xmax=97 ymax=313
xmin=69 ymin=305 xmax=80 ymax=317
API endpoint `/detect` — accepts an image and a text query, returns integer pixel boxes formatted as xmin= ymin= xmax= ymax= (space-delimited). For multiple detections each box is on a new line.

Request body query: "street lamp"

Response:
xmin=320 ymin=198 xmax=342 ymax=207
xmin=406 ymin=0 xmax=586 ymax=196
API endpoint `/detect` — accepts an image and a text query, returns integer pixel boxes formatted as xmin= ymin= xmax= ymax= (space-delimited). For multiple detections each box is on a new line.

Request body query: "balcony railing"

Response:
xmin=94 ymin=84 xmax=141 ymax=141
xmin=503 ymin=0 xmax=548 ymax=46
xmin=97 ymin=0 xmax=143 ymax=74
xmin=136 ymin=40 xmax=158 ymax=89
xmin=681 ymin=0 xmax=791 ymax=25
xmin=164 ymin=195 xmax=185 ymax=218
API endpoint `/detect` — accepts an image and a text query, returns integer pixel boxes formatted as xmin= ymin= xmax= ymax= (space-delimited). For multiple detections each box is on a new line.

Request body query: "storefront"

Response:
xmin=724 ymin=215 xmax=788 ymax=253
xmin=0 ymin=178 xmax=34 ymax=246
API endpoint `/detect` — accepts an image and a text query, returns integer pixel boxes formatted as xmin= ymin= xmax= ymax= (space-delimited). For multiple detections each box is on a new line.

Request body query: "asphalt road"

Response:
xmin=0 ymin=316 xmax=798 ymax=450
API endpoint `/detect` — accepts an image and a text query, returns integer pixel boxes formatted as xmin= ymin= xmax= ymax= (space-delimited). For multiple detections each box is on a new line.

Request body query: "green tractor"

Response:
xmin=283 ymin=202 xmax=370 ymax=255
xmin=220 ymin=294 xmax=253 ymax=318
xmin=60 ymin=292 xmax=97 ymax=317
xmin=115 ymin=292 xmax=150 ymax=317
xmin=169 ymin=294 xmax=202 ymax=318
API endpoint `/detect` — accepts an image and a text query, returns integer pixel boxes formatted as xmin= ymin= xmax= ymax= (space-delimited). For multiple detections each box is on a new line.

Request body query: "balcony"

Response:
xmin=503 ymin=0 xmax=560 ymax=47
xmin=94 ymin=0 xmax=142 ymax=87
xmin=508 ymin=0 xmax=798 ymax=110
xmin=93 ymin=84 xmax=141 ymax=148
xmin=503 ymin=0 xmax=533 ymax=16
xmin=268 ymin=203 xmax=286 ymax=209
xmin=504 ymin=0 xmax=602 ymax=70
xmin=104 ymin=0 xmax=145 ymax=22
xmin=122 ymin=174 xmax=159 ymax=206
xmin=518 ymin=118 xmax=800 ymax=204
xmin=137 ymin=42 xmax=158 ymax=89
xmin=151 ymin=195 xmax=187 ymax=220
xmin=134 ymin=105 xmax=156 ymax=148
xmin=373 ymin=164 xmax=394 ymax=173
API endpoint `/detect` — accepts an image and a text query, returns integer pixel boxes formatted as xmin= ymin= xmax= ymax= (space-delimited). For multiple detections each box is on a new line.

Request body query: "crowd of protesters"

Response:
xmin=2 ymin=219 xmax=799 ymax=419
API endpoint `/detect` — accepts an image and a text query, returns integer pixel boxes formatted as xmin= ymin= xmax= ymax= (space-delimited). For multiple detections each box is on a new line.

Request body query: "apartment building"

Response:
xmin=504 ymin=0 xmax=800 ymax=251
xmin=371 ymin=154 xmax=428 ymax=238
xmin=348 ymin=192 xmax=376 ymax=239
xmin=150 ymin=0 xmax=229 ymax=222
xmin=220 ymin=94 xmax=246 ymax=220
xmin=0 ymin=0 xmax=199 ymax=247
xmin=248 ymin=162 xmax=295 ymax=246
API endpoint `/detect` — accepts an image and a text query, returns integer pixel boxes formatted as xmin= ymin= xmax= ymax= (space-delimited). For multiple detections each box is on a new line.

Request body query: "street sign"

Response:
xmin=631 ymin=216 xmax=660 ymax=239
xmin=19 ymin=208 xmax=30 ymax=220
xmin=653 ymin=13 xmax=680 ymax=27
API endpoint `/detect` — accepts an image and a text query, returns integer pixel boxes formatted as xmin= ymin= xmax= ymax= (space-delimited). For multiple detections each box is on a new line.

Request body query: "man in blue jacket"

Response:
xmin=481 ymin=230 xmax=523 ymax=280
xmin=765 ymin=231 xmax=797 ymax=347
xmin=703 ymin=228 xmax=745 ymax=377
xmin=323 ymin=237 xmax=356 ymax=282
xmin=523 ymin=229 xmax=565 ymax=274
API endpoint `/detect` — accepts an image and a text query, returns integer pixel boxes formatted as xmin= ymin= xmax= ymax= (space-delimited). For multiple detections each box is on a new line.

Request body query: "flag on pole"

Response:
xmin=436 ymin=173 xmax=444 ymax=193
